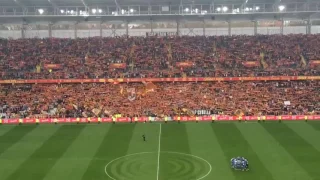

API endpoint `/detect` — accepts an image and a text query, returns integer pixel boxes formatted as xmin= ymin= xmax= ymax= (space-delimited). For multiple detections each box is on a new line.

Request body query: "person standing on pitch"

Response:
xmin=142 ymin=134 xmax=146 ymax=141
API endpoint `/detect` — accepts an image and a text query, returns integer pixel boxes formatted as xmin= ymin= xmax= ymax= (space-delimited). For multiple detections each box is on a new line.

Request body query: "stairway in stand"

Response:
xmin=260 ymin=52 xmax=269 ymax=69
xmin=128 ymin=43 xmax=136 ymax=71
xmin=166 ymin=43 xmax=173 ymax=66
xmin=300 ymin=54 xmax=307 ymax=68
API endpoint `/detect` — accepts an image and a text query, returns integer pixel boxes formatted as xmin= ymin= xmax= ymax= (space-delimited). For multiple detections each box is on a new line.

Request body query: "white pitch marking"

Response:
xmin=156 ymin=123 xmax=162 ymax=180
xmin=104 ymin=151 xmax=212 ymax=180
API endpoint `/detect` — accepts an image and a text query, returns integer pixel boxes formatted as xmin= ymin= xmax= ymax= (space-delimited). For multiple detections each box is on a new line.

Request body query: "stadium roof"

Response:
xmin=0 ymin=0 xmax=319 ymax=24
xmin=0 ymin=0 xmax=318 ymax=7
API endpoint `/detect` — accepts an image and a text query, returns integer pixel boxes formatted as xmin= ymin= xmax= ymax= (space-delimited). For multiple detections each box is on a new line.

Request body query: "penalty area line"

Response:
xmin=156 ymin=123 xmax=162 ymax=180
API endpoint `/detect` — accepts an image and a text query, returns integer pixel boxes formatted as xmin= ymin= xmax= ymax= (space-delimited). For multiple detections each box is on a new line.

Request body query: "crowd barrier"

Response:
xmin=0 ymin=76 xmax=319 ymax=84
xmin=0 ymin=115 xmax=319 ymax=125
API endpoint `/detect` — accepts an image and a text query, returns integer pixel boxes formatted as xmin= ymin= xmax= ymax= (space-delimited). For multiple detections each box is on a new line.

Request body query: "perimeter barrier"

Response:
xmin=0 ymin=115 xmax=319 ymax=125
xmin=0 ymin=76 xmax=319 ymax=84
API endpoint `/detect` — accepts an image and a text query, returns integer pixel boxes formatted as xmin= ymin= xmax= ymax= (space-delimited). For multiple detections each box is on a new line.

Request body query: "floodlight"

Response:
xmin=216 ymin=7 xmax=221 ymax=12
xmin=185 ymin=8 xmax=189 ymax=12
xmin=129 ymin=8 xmax=134 ymax=13
xmin=92 ymin=9 xmax=97 ymax=14
xmin=201 ymin=10 xmax=207 ymax=14
xmin=98 ymin=9 xmax=102 ymax=13
xmin=278 ymin=5 xmax=285 ymax=11
xmin=222 ymin=6 xmax=228 ymax=12
xmin=245 ymin=7 xmax=249 ymax=11
xmin=38 ymin=8 xmax=44 ymax=14
xmin=60 ymin=9 xmax=64 ymax=13
xmin=255 ymin=6 xmax=260 ymax=10
xmin=67 ymin=10 xmax=70 ymax=13
xmin=249 ymin=8 xmax=252 ymax=11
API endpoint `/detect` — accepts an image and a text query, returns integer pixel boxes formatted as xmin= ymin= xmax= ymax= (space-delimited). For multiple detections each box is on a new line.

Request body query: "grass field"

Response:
xmin=0 ymin=121 xmax=320 ymax=180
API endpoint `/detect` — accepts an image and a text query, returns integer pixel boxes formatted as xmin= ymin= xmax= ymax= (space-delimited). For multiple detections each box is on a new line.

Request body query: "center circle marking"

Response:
xmin=104 ymin=151 xmax=212 ymax=180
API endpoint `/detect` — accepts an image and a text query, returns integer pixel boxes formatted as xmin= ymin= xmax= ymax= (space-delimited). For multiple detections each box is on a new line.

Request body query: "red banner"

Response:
xmin=117 ymin=117 xmax=131 ymax=122
xmin=23 ymin=119 xmax=36 ymax=124
xmin=176 ymin=61 xmax=193 ymax=67
xmin=109 ymin=63 xmax=127 ymax=69
xmin=242 ymin=61 xmax=260 ymax=67
xmin=43 ymin=64 xmax=62 ymax=69
xmin=99 ymin=118 xmax=111 ymax=122
xmin=0 ymin=76 xmax=319 ymax=84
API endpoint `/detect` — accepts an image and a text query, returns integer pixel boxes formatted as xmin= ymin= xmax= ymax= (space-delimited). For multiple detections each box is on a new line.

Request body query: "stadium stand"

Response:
xmin=0 ymin=35 xmax=319 ymax=80
xmin=0 ymin=81 xmax=319 ymax=119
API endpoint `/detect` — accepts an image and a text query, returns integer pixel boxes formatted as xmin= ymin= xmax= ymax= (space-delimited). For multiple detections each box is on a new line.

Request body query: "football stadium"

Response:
xmin=0 ymin=0 xmax=320 ymax=179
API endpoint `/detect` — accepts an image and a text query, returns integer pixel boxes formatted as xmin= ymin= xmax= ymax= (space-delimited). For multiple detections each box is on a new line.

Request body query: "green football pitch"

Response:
xmin=0 ymin=122 xmax=320 ymax=180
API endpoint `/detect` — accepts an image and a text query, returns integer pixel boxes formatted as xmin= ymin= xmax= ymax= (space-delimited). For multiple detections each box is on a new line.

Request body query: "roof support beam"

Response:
xmin=81 ymin=0 xmax=88 ymax=9
xmin=210 ymin=0 xmax=214 ymax=13
xmin=48 ymin=0 xmax=58 ymax=9
xmin=13 ymin=0 xmax=27 ymax=15
xmin=114 ymin=0 xmax=121 ymax=12
xmin=303 ymin=0 xmax=311 ymax=11
xmin=273 ymin=0 xmax=282 ymax=9
xmin=13 ymin=0 xmax=25 ymax=8
xmin=240 ymin=0 xmax=248 ymax=11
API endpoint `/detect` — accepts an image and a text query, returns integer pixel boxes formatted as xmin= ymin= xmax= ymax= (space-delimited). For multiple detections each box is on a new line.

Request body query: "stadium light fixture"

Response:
xmin=129 ymin=8 xmax=134 ymax=13
xmin=232 ymin=8 xmax=240 ymax=14
xmin=98 ymin=9 xmax=102 ymax=13
xmin=92 ymin=8 xmax=97 ymax=14
xmin=216 ymin=7 xmax=221 ymax=12
xmin=60 ymin=9 xmax=64 ymax=13
xmin=185 ymin=8 xmax=190 ymax=12
xmin=201 ymin=10 xmax=207 ymax=14
xmin=278 ymin=5 xmax=285 ymax=11
xmin=222 ymin=6 xmax=228 ymax=12
xmin=38 ymin=8 xmax=44 ymax=14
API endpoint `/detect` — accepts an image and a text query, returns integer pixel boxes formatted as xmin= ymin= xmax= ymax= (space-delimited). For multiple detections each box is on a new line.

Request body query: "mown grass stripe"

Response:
xmin=81 ymin=123 xmax=136 ymax=180
xmin=211 ymin=123 xmax=274 ymax=180
xmin=5 ymin=125 xmax=85 ymax=180
xmin=126 ymin=123 xmax=160 ymax=153
xmin=236 ymin=123 xmax=312 ymax=180
xmin=160 ymin=123 xmax=195 ymax=180
xmin=108 ymin=123 xmax=160 ymax=180
xmin=286 ymin=122 xmax=320 ymax=152
xmin=262 ymin=122 xmax=320 ymax=179
xmin=0 ymin=126 xmax=15 ymax=136
xmin=186 ymin=123 xmax=235 ymax=180
xmin=0 ymin=126 xmax=59 ymax=180
xmin=43 ymin=124 xmax=112 ymax=180
xmin=0 ymin=126 xmax=36 ymax=156
xmin=307 ymin=121 xmax=320 ymax=131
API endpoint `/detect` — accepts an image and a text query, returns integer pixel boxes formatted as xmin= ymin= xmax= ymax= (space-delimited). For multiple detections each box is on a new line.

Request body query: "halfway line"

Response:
xmin=156 ymin=123 xmax=162 ymax=180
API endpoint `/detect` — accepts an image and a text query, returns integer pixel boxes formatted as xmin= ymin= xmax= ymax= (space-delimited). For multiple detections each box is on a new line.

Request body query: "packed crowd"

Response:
xmin=0 ymin=34 xmax=319 ymax=80
xmin=0 ymin=81 xmax=319 ymax=119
